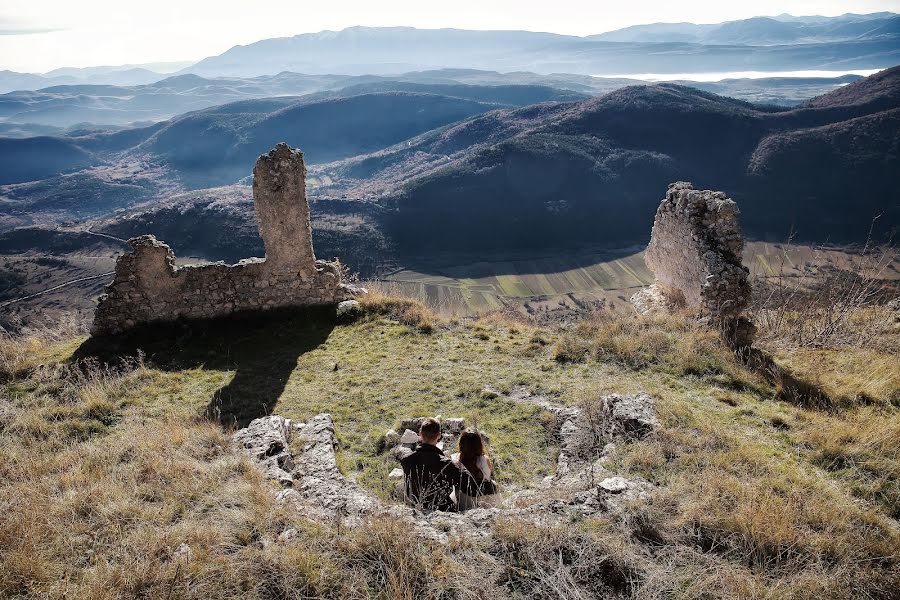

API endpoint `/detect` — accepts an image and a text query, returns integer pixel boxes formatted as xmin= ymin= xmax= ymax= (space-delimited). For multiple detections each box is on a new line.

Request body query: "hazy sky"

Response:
xmin=2 ymin=0 xmax=899 ymax=72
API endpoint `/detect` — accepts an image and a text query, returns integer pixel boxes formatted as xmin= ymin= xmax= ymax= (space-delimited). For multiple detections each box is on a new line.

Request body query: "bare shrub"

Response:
xmin=749 ymin=233 xmax=898 ymax=350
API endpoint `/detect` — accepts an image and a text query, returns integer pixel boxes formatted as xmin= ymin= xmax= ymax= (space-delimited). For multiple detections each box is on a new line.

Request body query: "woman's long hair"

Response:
xmin=458 ymin=429 xmax=486 ymax=481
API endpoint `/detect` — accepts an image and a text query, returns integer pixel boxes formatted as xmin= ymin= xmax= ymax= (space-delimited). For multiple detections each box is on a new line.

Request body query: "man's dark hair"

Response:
xmin=420 ymin=417 xmax=441 ymax=441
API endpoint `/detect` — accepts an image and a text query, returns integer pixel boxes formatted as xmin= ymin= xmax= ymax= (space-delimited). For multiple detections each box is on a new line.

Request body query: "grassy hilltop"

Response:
xmin=1 ymin=289 xmax=898 ymax=599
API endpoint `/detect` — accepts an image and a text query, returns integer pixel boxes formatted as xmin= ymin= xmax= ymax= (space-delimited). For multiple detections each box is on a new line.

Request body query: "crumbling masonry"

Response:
xmin=632 ymin=182 xmax=755 ymax=346
xmin=92 ymin=143 xmax=361 ymax=336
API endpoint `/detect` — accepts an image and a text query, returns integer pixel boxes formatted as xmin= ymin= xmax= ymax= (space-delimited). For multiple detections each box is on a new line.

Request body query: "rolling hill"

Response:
xmin=317 ymin=67 xmax=900 ymax=251
xmin=0 ymin=137 xmax=94 ymax=185
xmin=1 ymin=67 xmax=897 ymax=263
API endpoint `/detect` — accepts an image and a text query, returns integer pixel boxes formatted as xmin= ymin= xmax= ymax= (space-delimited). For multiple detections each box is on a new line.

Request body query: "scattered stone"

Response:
xmin=601 ymin=393 xmax=658 ymax=441
xmin=383 ymin=429 xmax=401 ymax=447
xmin=399 ymin=417 xmax=426 ymax=432
xmin=634 ymin=181 xmax=755 ymax=346
xmin=336 ymin=299 xmax=362 ymax=318
xmin=92 ymin=143 xmax=363 ymax=336
xmin=441 ymin=418 xmax=466 ymax=434
xmin=172 ymin=543 xmax=192 ymax=561
xmin=389 ymin=468 xmax=404 ymax=479
xmin=598 ymin=477 xmax=653 ymax=506
xmin=232 ymin=415 xmax=296 ymax=484
xmin=598 ymin=476 xmax=631 ymax=494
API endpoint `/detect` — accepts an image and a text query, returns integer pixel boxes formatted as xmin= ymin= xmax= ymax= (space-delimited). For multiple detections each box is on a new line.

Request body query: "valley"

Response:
xmin=3 ymin=238 xmax=897 ymax=331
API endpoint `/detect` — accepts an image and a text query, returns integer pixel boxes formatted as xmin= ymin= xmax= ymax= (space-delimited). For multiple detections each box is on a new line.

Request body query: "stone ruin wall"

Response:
xmin=92 ymin=144 xmax=360 ymax=336
xmin=634 ymin=181 xmax=754 ymax=345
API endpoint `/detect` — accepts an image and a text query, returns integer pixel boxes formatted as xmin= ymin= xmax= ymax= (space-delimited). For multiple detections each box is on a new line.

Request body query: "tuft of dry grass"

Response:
xmin=0 ymin=318 xmax=85 ymax=381
xmin=358 ymin=289 xmax=438 ymax=333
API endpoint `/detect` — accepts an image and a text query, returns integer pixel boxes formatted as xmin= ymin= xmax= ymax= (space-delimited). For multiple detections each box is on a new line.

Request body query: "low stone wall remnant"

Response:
xmin=633 ymin=181 xmax=755 ymax=346
xmin=92 ymin=143 xmax=361 ymax=335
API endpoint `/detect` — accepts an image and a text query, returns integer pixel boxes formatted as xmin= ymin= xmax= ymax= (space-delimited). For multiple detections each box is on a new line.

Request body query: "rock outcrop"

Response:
xmin=92 ymin=144 xmax=362 ymax=335
xmin=633 ymin=182 xmax=755 ymax=346
xmin=234 ymin=413 xmax=379 ymax=523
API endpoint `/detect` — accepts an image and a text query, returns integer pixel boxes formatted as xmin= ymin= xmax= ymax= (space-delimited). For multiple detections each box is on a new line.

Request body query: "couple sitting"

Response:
xmin=400 ymin=417 xmax=499 ymax=512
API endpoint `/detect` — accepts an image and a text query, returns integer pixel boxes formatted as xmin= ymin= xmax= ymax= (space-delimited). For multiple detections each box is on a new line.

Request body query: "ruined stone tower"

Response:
xmin=633 ymin=182 xmax=755 ymax=346
xmin=91 ymin=143 xmax=362 ymax=336
xmin=253 ymin=144 xmax=316 ymax=275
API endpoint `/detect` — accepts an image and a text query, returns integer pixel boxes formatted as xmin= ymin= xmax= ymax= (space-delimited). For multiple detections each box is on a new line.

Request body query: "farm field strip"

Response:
xmin=380 ymin=251 xmax=660 ymax=314
xmin=378 ymin=243 xmax=900 ymax=315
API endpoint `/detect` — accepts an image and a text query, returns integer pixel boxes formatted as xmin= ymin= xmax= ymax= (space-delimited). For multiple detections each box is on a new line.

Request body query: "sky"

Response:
xmin=1 ymin=0 xmax=899 ymax=72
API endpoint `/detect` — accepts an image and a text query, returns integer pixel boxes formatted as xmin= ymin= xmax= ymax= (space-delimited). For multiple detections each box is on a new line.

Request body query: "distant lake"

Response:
xmin=593 ymin=69 xmax=884 ymax=82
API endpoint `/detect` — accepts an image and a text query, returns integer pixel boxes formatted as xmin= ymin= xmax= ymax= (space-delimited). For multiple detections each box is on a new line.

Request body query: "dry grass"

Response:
xmin=554 ymin=310 xmax=768 ymax=393
xmin=0 ymin=317 xmax=84 ymax=380
xmin=358 ymin=288 xmax=438 ymax=333
xmin=793 ymin=405 xmax=900 ymax=518
xmin=608 ymin=403 xmax=900 ymax=599
xmin=749 ymin=241 xmax=898 ymax=351
xmin=1 ymin=295 xmax=898 ymax=599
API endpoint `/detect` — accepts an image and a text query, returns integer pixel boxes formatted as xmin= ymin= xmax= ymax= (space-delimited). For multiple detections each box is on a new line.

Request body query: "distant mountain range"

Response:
xmin=0 ymin=69 xmax=872 ymax=136
xmin=0 ymin=72 xmax=593 ymax=131
xmin=589 ymin=13 xmax=899 ymax=44
xmin=1 ymin=13 xmax=897 ymax=95
xmin=0 ymin=62 xmax=193 ymax=94
xmin=182 ymin=15 xmax=899 ymax=78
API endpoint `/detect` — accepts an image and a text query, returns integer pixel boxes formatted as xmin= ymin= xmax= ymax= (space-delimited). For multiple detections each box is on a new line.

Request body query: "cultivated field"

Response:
xmin=376 ymin=242 xmax=900 ymax=317
xmin=2 ymin=241 xmax=897 ymax=329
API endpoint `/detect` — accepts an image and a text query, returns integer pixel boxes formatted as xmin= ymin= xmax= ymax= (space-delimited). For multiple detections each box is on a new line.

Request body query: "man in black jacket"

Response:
xmin=400 ymin=417 xmax=496 ymax=512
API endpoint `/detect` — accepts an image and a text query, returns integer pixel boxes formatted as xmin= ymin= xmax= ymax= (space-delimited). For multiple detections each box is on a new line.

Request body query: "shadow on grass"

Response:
xmin=741 ymin=347 xmax=835 ymax=410
xmin=72 ymin=306 xmax=336 ymax=427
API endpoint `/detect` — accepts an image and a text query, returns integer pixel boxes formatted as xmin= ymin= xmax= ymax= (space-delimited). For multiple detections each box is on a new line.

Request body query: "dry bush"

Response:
xmin=357 ymin=288 xmax=438 ymax=333
xmin=749 ymin=240 xmax=898 ymax=351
